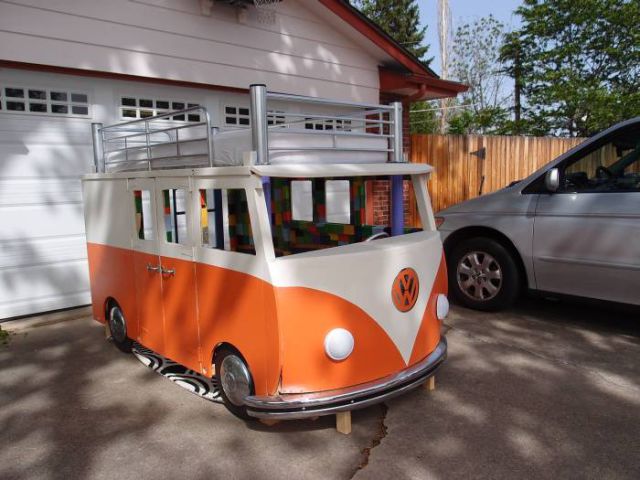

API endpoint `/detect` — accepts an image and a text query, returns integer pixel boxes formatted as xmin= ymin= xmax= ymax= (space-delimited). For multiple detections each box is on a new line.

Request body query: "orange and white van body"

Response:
xmin=82 ymin=88 xmax=448 ymax=419
xmin=82 ymin=164 xmax=448 ymax=418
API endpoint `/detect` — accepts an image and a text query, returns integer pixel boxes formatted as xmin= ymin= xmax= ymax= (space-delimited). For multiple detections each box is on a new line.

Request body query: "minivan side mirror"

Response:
xmin=545 ymin=168 xmax=560 ymax=192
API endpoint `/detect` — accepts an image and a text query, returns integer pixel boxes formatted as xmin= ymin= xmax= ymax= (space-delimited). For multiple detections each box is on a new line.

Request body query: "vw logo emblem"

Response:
xmin=392 ymin=268 xmax=420 ymax=312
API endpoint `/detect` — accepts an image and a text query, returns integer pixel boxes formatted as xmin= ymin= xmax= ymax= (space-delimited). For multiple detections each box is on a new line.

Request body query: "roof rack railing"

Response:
xmin=91 ymin=85 xmax=404 ymax=173
xmin=92 ymin=106 xmax=213 ymax=173
xmin=250 ymin=84 xmax=404 ymax=166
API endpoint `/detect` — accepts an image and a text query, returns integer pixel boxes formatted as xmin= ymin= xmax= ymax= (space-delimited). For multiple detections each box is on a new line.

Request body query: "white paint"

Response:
xmin=436 ymin=294 xmax=449 ymax=320
xmin=291 ymin=180 xmax=312 ymax=222
xmin=0 ymin=0 xmax=387 ymax=102
xmin=325 ymin=180 xmax=350 ymax=224
xmin=324 ymin=328 xmax=355 ymax=361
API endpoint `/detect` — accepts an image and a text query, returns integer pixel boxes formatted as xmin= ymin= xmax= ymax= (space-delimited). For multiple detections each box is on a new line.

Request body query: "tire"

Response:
xmin=108 ymin=304 xmax=133 ymax=353
xmin=215 ymin=347 xmax=255 ymax=420
xmin=448 ymin=237 xmax=520 ymax=311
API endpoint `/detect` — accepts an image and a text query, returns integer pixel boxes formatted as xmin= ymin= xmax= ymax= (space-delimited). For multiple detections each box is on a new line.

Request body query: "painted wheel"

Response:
xmin=448 ymin=237 xmax=520 ymax=311
xmin=108 ymin=304 xmax=133 ymax=353
xmin=215 ymin=347 xmax=255 ymax=420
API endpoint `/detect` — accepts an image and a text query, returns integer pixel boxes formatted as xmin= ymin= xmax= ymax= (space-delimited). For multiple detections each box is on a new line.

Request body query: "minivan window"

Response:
xmin=562 ymin=125 xmax=640 ymax=193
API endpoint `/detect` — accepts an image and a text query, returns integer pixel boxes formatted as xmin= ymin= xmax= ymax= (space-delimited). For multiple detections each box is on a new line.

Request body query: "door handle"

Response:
xmin=161 ymin=267 xmax=176 ymax=276
xmin=146 ymin=263 xmax=160 ymax=272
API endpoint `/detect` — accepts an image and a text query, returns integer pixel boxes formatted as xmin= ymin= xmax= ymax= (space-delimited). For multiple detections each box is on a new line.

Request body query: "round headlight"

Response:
xmin=436 ymin=294 xmax=449 ymax=320
xmin=324 ymin=328 xmax=354 ymax=361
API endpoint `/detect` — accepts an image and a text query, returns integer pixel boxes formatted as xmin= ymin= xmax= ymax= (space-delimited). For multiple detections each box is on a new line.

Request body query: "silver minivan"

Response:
xmin=437 ymin=117 xmax=640 ymax=311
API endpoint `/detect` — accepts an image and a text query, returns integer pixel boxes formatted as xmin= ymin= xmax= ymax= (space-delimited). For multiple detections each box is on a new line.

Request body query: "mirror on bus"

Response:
xmin=545 ymin=168 xmax=560 ymax=192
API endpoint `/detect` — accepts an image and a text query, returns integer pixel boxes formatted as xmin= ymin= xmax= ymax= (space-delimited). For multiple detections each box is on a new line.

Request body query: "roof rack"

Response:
xmin=91 ymin=85 xmax=405 ymax=173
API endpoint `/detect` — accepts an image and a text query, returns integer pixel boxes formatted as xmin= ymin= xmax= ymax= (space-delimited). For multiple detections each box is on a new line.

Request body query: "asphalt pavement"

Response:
xmin=1 ymin=299 xmax=638 ymax=479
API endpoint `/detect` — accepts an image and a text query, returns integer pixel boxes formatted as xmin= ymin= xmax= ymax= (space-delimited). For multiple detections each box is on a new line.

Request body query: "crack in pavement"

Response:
xmin=444 ymin=322 xmax=639 ymax=391
xmin=350 ymin=403 xmax=388 ymax=478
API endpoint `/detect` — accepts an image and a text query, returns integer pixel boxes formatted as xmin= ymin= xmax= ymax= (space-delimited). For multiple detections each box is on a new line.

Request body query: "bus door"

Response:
xmin=154 ymin=177 xmax=201 ymax=372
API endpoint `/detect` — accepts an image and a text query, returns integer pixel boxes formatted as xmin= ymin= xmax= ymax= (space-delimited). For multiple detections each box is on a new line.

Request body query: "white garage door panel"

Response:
xmin=0 ymin=178 xmax=83 ymax=206
xmin=0 ymin=203 xmax=85 ymax=241
xmin=0 ymin=143 xmax=93 ymax=178
xmin=0 ymin=236 xmax=87 ymax=269
xmin=0 ymin=259 xmax=90 ymax=319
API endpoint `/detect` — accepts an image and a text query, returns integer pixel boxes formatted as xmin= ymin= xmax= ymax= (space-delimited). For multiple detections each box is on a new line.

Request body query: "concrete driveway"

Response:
xmin=1 ymin=299 xmax=639 ymax=480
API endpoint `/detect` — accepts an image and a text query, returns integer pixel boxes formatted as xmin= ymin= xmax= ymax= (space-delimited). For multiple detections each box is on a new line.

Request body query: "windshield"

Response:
xmin=269 ymin=175 xmax=424 ymax=257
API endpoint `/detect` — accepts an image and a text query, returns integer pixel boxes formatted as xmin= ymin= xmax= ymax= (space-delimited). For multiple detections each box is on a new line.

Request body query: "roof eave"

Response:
xmin=318 ymin=0 xmax=438 ymax=78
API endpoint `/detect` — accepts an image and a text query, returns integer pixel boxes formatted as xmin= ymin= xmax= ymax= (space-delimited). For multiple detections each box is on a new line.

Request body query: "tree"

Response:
xmin=351 ymin=0 xmax=433 ymax=65
xmin=448 ymin=15 xmax=511 ymax=135
xmin=410 ymin=101 xmax=439 ymax=134
xmin=501 ymin=0 xmax=640 ymax=137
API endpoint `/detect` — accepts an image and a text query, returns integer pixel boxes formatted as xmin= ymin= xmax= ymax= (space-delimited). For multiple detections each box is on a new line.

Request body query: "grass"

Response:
xmin=0 ymin=325 xmax=9 ymax=345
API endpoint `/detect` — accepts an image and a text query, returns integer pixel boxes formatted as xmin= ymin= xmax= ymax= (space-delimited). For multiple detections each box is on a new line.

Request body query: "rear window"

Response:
xmin=270 ymin=176 xmax=422 ymax=257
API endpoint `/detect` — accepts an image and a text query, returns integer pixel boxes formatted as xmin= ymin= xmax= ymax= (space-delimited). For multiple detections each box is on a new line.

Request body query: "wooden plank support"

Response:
xmin=104 ymin=322 xmax=111 ymax=340
xmin=336 ymin=411 xmax=351 ymax=435
xmin=259 ymin=419 xmax=280 ymax=427
xmin=425 ymin=375 xmax=436 ymax=391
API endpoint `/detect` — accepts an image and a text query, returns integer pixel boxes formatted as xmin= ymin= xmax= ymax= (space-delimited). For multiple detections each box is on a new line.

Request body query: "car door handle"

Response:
xmin=161 ymin=267 xmax=176 ymax=276
xmin=146 ymin=263 xmax=160 ymax=272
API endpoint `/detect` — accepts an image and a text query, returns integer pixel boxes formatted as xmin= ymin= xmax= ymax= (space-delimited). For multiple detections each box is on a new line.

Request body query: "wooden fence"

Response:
xmin=411 ymin=134 xmax=585 ymax=212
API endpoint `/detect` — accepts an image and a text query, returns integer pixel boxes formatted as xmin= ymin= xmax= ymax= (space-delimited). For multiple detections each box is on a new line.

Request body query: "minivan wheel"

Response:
xmin=108 ymin=304 xmax=133 ymax=353
xmin=448 ymin=237 xmax=520 ymax=311
xmin=215 ymin=347 xmax=255 ymax=421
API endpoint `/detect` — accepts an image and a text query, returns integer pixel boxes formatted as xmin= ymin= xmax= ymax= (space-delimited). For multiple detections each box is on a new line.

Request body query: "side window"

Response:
xmin=291 ymin=180 xmax=313 ymax=221
xmin=325 ymin=180 xmax=351 ymax=224
xmin=561 ymin=126 xmax=640 ymax=193
xmin=199 ymin=188 xmax=256 ymax=255
xmin=133 ymin=190 xmax=154 ymax=240
xmin=162 ymin=189 xmax=189 ymax=245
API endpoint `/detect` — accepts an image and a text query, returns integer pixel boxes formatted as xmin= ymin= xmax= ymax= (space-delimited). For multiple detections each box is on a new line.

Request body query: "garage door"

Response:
xmin=0 ymin=81 xmax=94 ymax=319
xmin=0 ymin=69 xmax=220 ymax=319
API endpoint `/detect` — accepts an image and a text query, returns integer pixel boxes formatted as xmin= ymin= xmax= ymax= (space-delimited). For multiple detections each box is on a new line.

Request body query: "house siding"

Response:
xmin=0 ymin=0 xmax=382 ymax=102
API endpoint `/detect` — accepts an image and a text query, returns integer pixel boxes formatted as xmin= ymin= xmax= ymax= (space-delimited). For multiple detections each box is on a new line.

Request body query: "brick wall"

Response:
xmin=370 ymin=95 xmax=414 ymax=227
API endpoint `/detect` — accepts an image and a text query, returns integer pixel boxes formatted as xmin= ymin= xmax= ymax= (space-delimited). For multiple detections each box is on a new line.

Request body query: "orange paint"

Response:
xmin=133 ymin=251 xmax=165 ymax=354
xmin=409 ymin=254 xmax=448 ymax=365
xmin=160 ymin=255 xmax=201 ymax=372
xmin=195 ymin=263 xmax=279 ymax=396
xmin=87 ymin=243 xmax=445 ymax=398
xmin=86 ymin=243 xmax=137 ymax=336
xmin=275 ymin=287 xmax=406 ymax=393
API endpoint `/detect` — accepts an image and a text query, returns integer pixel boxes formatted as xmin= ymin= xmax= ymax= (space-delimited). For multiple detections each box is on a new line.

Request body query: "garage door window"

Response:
xmin=0 ymin=86 xmax=90 ymax=117
xmin=120 ymin=97 xmax=201 ymax=122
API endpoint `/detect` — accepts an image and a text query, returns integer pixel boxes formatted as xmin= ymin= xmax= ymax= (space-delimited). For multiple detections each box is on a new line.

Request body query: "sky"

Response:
xmin=417 ymin=0 xmax=523 ymax=75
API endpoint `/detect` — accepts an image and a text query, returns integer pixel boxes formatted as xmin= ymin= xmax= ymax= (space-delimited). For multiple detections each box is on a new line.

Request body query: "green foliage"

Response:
xmin=502 ymin=0 xmax=640 ymax=137
xmin=410 ymin=101 xmax=439 ymax=134
xmin=448 ymin=105 xmax=510 ymax=135
xmin=351 ymin=0 xmax=432 ymax=65
xmin=0 ymin=326 xmax=9 ymax=346
xmin=449 ymin=15 xmax=511 ymax=134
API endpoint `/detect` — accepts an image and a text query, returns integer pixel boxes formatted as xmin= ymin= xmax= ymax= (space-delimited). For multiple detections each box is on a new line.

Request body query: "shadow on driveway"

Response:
xmin=0 ymin=318 xmax=381 ymax=480
xmin=355 ymin=298 xmax=640 ymax=479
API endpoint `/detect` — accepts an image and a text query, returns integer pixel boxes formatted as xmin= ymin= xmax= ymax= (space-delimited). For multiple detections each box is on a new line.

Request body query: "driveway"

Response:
xmin=1 ymin=300 xmax=639 ymax=480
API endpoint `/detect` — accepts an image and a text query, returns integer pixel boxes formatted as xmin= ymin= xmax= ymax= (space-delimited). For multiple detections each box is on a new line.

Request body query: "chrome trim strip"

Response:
xmin=245 ymin=338 xmax=447 ymax=419
xmin=537 ymin=255 xmax=640 ymax=271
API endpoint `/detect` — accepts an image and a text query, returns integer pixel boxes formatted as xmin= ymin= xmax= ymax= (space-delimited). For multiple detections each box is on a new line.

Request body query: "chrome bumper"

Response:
xmin=245 ymin=337 xmax=447 ymax=419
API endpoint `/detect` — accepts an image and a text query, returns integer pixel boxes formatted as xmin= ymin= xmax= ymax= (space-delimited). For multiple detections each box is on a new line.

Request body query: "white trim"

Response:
xmin=251 ymin=163 xmax=433 ymax=178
